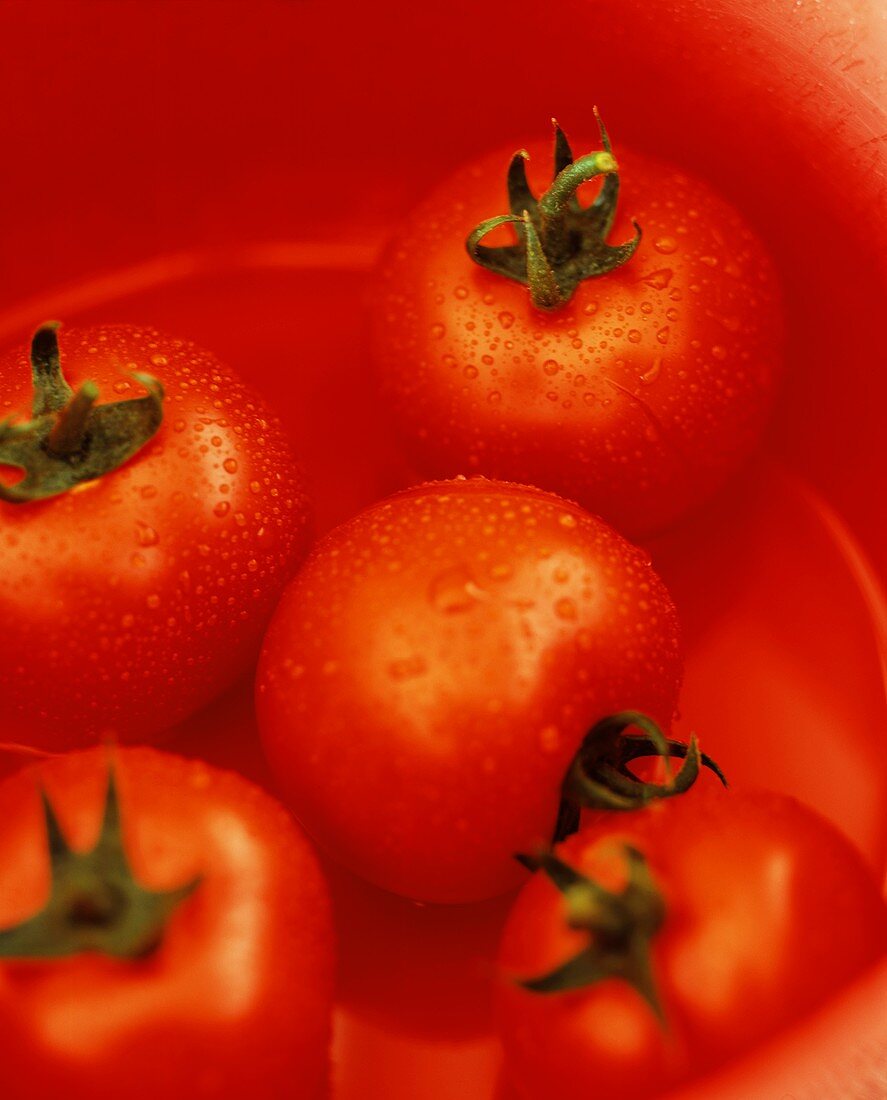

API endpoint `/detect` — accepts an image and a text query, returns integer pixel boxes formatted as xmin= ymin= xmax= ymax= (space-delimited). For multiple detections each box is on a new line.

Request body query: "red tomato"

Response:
xmin=257 ymin=478 xmax=682 ymax=903
xmin=371 ymin=122 xmax=783 ymax=537
xmin=0 ymin=324 xmax=312 ymax=750
xmin=496 ymin=790 xmax=887 ymax=1100
xmin=0 ymin=746 xmax=334 ymax=1100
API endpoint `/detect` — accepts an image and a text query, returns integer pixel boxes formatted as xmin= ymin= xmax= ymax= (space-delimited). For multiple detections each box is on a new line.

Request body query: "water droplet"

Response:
xmin=388 ymin=655 xmax=428 ymax=681
xmin=498 ymin=311 xmax=515 ymax=329
xmin=487 ymin=390 xmax=502 ymax=404
xmin=249 ymin=480 xmax=261 ymax=494
xmin=431 ymin=323 xmax=446 ymax=339
xmin=214 ymin=501 xmax=231 ymax=517
xmin=121 ymin=613 xmax=135 ymax=628
xmin=583 ymin=301 xmax=599 ymax=316
xmin=490 ymin=562 xmax=513 ymax=579
xmin=173 ymin=419 xmax=187 ymax=433
xmin=112 ymin=380 xmax=132 ymax=394
xmin=555 ymin=597 xmax=578 ymax=620
xmin=454 ymin=286 xmax=469 ymax=300
xmin=146 ymin=594 xmax=161 ymax=610
xmin=627 ymin=329 xmax=641 ymax=343
xmin=150 ymin=354 xmax=169 ymax=367
xmin=558 ymin=513 xmax=577 ymax=528
xmin=223 ymin=458 xmax=238 ymax=474
xmin=542 ymin=359 xmax=560 ymax=376
xmin=538 ymin=725 xmax=562 ymax=753
xmin=135 ymin=521 xmax=159 ymax=547
xmin=464 ymin=365 xmax=478 ymax=379
xmin=247 ymin=559 xmax=258 ymax=572
xmin=700 ymin=255 xmax=718 ymax=267
xmin=428 ymin=565 xmax=485 ymax=613
xmin=640 ymin=358 xmax=662 ymax=385
xmin=653 ymin=238 xmax=678 ymax=255
xmin=656 ymin=326 xmax=671 ymax=345
xmin=712 ymin=345 xmax=727 ymax=361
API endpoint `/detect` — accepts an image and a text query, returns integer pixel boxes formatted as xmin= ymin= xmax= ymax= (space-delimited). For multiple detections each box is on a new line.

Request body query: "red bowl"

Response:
xmin=0 ymin=2 xmax=883 ymax=1097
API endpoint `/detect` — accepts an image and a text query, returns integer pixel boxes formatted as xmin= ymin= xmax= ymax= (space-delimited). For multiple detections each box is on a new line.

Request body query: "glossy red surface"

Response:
xmin=0 ymin=1 xmax=884 ymax=1097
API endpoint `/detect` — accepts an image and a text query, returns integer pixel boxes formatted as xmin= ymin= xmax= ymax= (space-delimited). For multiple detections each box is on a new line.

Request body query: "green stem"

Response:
xmin=0 ymin=768 xmax=200 ymax=960
xmin=518 ymin=845 xmax=667 ymax=1022
xmin=465 ymin=115 xmax=640 ymax=311
xmin=553 ymin=712 xmax=727 ymax=843
xmin=46 ymin=381 xmax=99 ymax=457
xmin=538 ymin=150 xmax=618 ymax=266
xmin=30 ymin=322 xmax=72 ymax=416
xmin=0 ymin=323 xmax=164 ymax=504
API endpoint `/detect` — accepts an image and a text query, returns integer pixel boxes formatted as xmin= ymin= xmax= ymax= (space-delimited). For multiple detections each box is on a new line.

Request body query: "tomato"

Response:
xmin=0 ymin=324 xmax=312 ymax=750
xmin=256 ymin=478 xmax=682 ymax=903
xmin=371 ymin=118 xmax=783 ymax=538
xmin=496 ymin=789 xmax=887 ymax=1100
xmin=0 ymin=746 xmax=334 ymax=1100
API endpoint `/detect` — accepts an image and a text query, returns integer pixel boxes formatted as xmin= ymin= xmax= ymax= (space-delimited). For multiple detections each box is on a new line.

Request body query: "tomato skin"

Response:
xmin=257 ymin=478 xmax=682 ymax=903
xmin=0 ymin=746 xmax=334 ymax=1100
xmin=372 ymin=139 xmax=782 ymax=538
xmin=0 ymin=326 xmax=312 ymax=750
xmin=496 ymin=790 xmax=887 ymax=1100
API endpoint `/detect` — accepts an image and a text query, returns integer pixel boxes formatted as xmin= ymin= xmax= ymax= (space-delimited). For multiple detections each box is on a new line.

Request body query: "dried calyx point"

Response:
xmin=517 ymin=844 xmax=666 ymax=1020
xmin=0 ymin=322 xmax=164 ymax=504
xmin=552 ymin=711 xmax=727 ymax=844
xmin=0 ymin=766 xmax=199 ymax=959
xmin=466 ymin=109 xmax=641 ymax=310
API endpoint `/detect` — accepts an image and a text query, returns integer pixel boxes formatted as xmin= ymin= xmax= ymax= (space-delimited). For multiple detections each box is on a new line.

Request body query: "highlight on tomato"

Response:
xmin=496 ymin=789 xmax=887 ymax=1100
xmin=256 ymin=477 xmax=683 ymax=903
xmin=371 ymin=112 xmax=783 ymax=538
xmin=0 ymin=323 xmax=313 ymax=750
xmin=0 ymin=746 xmax=335 ymax=1100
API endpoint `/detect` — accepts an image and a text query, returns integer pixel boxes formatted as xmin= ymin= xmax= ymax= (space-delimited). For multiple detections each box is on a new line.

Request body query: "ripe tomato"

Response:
xmin=256 ymin=478 xmax=682 ymax=903
xmin=371 ymin=119 xmax=783 ymax=538
xmin=0 ymin=324 xmax=312 ymax=750
xmin=496 ymin=790 xmax=887 ymax=1100
xmin=0 ymin=746 xmax=334 ymax=1100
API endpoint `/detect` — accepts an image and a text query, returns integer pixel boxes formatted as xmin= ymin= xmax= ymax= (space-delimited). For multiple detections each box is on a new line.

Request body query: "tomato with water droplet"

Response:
xmin=256 ymin=478 xmax=682 ymax=903
xmin=0 ymin=325 xmax=312 ymax=749
xmin=371 ymin=123 xmax=783 ymax=537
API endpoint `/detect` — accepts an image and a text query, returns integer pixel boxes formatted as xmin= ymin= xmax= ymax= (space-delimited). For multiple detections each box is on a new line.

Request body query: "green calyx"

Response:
xmin=553 ymin=711 xmax=727 ymax=844
xmin=0 ymin=322 xmax=164 ymax=504
xmin=465 ymin=110 xmax=641 ymax=311
xmin=519 ymin=845 xmax=666 ymax=1020
xmin=0 ymin=768 xmax=199 ymax=960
